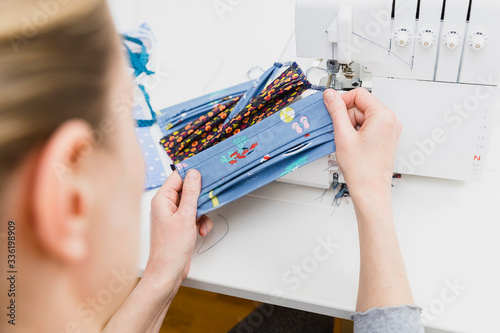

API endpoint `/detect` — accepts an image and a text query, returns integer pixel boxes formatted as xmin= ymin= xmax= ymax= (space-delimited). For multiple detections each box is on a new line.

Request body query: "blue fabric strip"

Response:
xmin=136 ymin=84 xmax=156 ymax=128
xmin=175 ymin=92 xmax=335 ymax=217
xmin=123 ymin=35 xmax=155 ymax=77
xmin=223 ymin=62 xmax=284 ymax=125
xmin=133 ymin=104 xmax=167 ymax=190
xmin=123 ymin=32 xmax=157 ymax=128
xmin=123 ymin=25 xmax=168 ymax=190
xmin=156 ymin=80 xmax=254 ymax=137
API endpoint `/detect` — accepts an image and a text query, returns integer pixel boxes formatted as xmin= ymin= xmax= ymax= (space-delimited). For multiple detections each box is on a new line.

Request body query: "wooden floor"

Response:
xmin=160 ymin=286 xmax=353 ymax=333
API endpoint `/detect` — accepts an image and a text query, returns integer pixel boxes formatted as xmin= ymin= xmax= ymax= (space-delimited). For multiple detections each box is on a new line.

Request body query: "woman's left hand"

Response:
xmin=104 ymin=170 xmax=212 ymax=332
xmin=145 ymin=170 xmax=213 ymax=286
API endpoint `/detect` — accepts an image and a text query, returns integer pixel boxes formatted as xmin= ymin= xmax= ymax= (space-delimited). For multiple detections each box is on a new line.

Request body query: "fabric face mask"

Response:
xmin=156 ymin=80 xmax=254 ymax=138
xmin=174 ymin=92 xmax=335 ymax=217
xmin=159 ymin=62 xmax=311 ymax=163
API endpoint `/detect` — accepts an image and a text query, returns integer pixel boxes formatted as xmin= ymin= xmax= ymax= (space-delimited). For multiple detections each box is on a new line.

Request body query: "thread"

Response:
xmin=197 ymin=214 xmax=229 ymax=255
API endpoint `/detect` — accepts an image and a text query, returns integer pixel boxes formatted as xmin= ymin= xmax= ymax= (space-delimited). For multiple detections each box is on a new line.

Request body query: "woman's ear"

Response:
xmin=32 ymin=119 xmax=97 ymax=264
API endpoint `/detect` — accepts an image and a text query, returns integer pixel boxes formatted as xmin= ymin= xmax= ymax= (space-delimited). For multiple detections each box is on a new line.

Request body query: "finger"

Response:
xmin=323 ymin=89 xmax=356 ymax=138
xmin=196 ymin=215 xmax=214 ymax=237
xmin=155 ymin=171 xmax=183 ymax=205
xmin=178 ymin=169 xmax=201 ymax=221
xmin=347 ymin=106 xmax=366 ymax=127
xmin=341 ymin=87 xmax=384 ymax=113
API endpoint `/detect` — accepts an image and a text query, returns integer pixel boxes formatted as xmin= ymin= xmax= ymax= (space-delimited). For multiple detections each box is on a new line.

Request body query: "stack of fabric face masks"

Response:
xmin=159 ymin=62 xmax=312 ymax=163
xmin=154 ymin=62 xmax=336 ymax=217
xmin=123 ymin=30 xmax=337 ymax=214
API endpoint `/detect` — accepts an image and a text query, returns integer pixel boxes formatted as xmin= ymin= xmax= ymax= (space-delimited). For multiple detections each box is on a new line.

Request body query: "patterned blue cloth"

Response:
xmin=222 ymin=62 xmax=285 ymax=125
xmin=123 ymin=24 xmax=168 ymax=190
xmin=122 ymin=24 xmax=158 ymax=128
xmin=175 ymin=92 xmax=335 ymax=217
xmin=133 ymin=104 xmax=167 ymax=189
xmin=156 ymin=80 xmax=254 ymax=138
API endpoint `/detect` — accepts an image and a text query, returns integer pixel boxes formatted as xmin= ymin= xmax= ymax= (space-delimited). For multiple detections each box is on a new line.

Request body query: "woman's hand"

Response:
xmin=145 ymin=170 xmax=213 ymax=286
xmin=323 ymin=88 xmax=402 ymax=199
xmin=324 ymin=88 xmax=415 ymax=312
xmin=104 ymin=171 xmax=212 ymax=333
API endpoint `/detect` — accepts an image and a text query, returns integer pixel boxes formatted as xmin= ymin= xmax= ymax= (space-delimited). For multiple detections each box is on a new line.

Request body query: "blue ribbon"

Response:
xmin=122 ymin=34 xmax=156 ymax=127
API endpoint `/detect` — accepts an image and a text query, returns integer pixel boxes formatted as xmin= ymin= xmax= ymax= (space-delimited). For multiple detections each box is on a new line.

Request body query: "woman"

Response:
xmin=0 ymin=0 xmax=422 ymax=332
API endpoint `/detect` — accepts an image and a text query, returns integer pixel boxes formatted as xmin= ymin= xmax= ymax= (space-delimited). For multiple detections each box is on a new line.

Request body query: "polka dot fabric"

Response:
xmin=133 ymin=104 xmax=167 ymax=189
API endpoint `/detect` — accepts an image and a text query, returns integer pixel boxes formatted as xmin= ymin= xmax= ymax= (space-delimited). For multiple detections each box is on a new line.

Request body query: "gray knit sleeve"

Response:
xmin=351 ymin=305 xmax=425 ymax=333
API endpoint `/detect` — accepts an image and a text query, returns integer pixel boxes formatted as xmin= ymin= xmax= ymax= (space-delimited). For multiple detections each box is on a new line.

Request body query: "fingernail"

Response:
xmin=187 ymin=169 xmax=199 ymax=180
xmin=323 ymin=89 xmax=336 ymax=104
xmin=201 ymin=224 xmax=207 ymax=236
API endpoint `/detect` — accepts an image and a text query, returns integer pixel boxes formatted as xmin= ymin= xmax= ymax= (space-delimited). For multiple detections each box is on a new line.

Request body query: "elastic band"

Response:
xmin=306 ymin=66 xmax=329 ymax=91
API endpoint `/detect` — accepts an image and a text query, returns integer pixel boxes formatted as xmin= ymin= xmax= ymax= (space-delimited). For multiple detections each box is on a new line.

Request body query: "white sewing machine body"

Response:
xmin=279 ymin=0 xmax=500 ymax=187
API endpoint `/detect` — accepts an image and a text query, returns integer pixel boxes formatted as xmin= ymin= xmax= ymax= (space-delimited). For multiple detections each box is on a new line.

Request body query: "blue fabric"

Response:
xmin=133 ymin=104 xmax=167 ymax=190
xmin=176 ymin=92 xmax=335 ymax=217
xmin=136 ymin=84 xmax=156 ymax=128
xmin=156 ymin=80 xmax=254 ymax=137
xmin=122 ymin=35 xmax=155 ymax=77
xmin=123 ymin=25 xmax=168 ymax=190
xmin=123 ymin=32 xmax=157 ymax=128
xmin=223 ymin=62 xmax=284 ymax=125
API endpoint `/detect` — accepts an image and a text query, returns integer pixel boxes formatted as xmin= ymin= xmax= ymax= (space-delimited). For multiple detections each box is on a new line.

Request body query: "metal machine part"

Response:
xmin=320 ymin=61 xmax=369 ymax=91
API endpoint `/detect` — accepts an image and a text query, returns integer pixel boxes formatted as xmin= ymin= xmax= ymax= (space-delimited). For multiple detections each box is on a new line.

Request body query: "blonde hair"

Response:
xmin=0 ymin=0 xmax=117 ymax=182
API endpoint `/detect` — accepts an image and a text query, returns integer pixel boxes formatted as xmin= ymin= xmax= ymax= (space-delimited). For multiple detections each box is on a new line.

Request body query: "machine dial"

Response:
xmin=417 ymin=29 xmax=436 ymax=48
xmin=442 ymin=30 xmax=462 ymax=49
xmin=394 ymin=28 xmax=412 ymax=47
xmin=468 ymin=31 xmax=487 ymax=50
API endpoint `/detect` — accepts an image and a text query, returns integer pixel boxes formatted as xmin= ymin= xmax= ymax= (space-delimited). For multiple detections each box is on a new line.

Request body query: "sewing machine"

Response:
xmin=279 ymin=0 xmax=500 ymax=187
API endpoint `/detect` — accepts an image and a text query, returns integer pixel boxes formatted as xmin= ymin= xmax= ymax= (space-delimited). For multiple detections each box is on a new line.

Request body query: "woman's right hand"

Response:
xmin=323 ymin=88 xmax=402 ymax=199
xmin=323 ymin=90 xmax=418 ymax=314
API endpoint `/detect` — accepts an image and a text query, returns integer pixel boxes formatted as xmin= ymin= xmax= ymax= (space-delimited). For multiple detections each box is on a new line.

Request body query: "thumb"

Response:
xmin=178 ymin=169 xmax=201 ymax=220
xmin=323 ymin=89 xmax=355 ymax=138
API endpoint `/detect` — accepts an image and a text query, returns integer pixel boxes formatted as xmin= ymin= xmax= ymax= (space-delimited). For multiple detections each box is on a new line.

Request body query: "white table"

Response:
xmin=108 ymin=1 xmax=500 ymax=332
